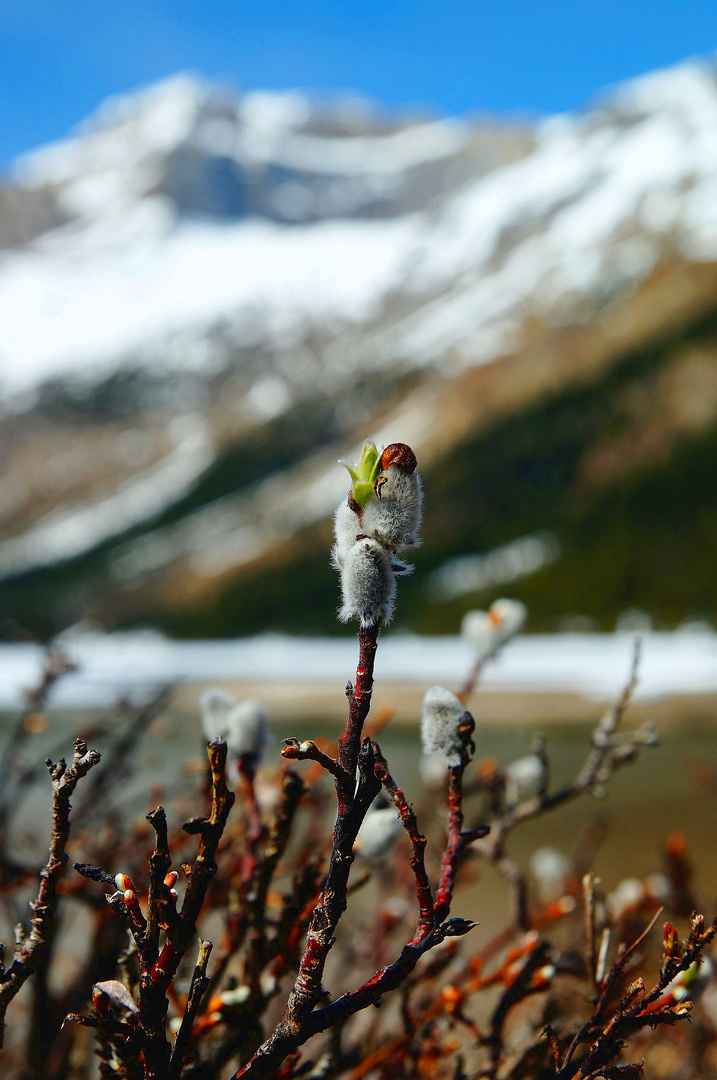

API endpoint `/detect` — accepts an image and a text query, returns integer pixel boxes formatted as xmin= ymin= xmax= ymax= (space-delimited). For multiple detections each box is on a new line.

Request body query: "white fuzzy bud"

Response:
xmin=355 ymin=806 xmax=403 ymax=860
xmin=461 ymin=598 xmax=527 ymax=658
xmin=460 ymin=610 xmax=494 ymax=658
xmin=420 ymin=686 xmax=465 ymax=767
xmin=491 ymin=598 xmax=527 ymax=642
xmin=199 ymin=687 xmax=236 ymax=742
xmin=361 ymin=466 xmax=423 ymax=553
xmin=331 ymin=496 xmax=363 ymax=572
xmin=644 ymin=873 xmax=671 ymax=904
xmin=338 ymin=537 xmax=396 ymax=628
xmin=218 ymin=985 xmax=251 ymax=1006
xmin=607 ymin=877 xmax=645 ymax=919
xmin=529 ymin=847 xmax=571 ymax=902
xmin=419 ymin=753 xmax=450 ymax=791
xmin=504 ymin=754 xmax=544 ymax=805
xmin=225 ymin=699 xmax=269 ymax=763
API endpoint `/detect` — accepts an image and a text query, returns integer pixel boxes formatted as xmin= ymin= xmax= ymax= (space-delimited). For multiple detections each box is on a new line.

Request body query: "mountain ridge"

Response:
xmin=1 ymin=60 xmax=717 ymax=637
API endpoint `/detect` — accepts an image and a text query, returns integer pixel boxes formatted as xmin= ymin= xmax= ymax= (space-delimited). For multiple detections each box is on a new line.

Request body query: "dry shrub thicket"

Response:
xmin=0 ymin=441 xmax=715 ymax=1080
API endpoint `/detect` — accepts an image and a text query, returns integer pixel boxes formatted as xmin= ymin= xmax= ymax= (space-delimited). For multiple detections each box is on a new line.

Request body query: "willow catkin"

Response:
xmin=338 ymin=537 xmax=396 ymax=628
xmin=420 ymin=685 xmax=465 ymax=767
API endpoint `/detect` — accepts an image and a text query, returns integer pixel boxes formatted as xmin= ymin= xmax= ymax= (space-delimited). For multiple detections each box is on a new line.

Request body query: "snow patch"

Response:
xmin=0 ymin=630 xmax=716 ymax=710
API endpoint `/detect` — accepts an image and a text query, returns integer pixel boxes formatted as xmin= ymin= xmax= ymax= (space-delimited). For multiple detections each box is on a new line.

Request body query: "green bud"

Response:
xmin=339 ymin=441 xmax=381 ymax=510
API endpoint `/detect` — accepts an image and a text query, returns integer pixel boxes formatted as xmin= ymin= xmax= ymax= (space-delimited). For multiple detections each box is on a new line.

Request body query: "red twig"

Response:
xmin=434 ymin=712 xmax=487 ymax=923
xmin=372 ymin=744 xmax=434 ymax=944
xmin=232 ymin=625 xmax=382 ymax=1079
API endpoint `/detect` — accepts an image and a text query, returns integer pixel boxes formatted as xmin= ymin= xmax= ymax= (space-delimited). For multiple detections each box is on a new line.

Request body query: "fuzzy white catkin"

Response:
xmin=529 ymin=847 xmax=571 ymax=902
xmin=361 ymin=466 xmax=423 ymax=552
xmin=355 ymin=807 xmax=403 ymax=860
xmin=491 ymin=598 xmax=527 ymax=643
xmin=225 ymin=699 xmax=269 ymax=763
xmin=419 ymin=753 xmax=450 ymax=791
xmin=461 ymin=598 xmax=528 ymax=658
xmin=331 ymin=496 xmax=362 ymax=571
xmin=420 ymin=686 xmax=465 ymax=767
xmin=338 ymin=537 xmax=396 ymax=627
xmin=504 ymin=754 xmax=544 ymax=805
xmin=199 ymin=687 xmax=236 ymax=742
xmin=460 ymin=610 xmax=494 ymax=658
xmin=607 ymin=877 xmax=645 ymax=919
xmin=643 ymin=873 xmax=671 ymax=904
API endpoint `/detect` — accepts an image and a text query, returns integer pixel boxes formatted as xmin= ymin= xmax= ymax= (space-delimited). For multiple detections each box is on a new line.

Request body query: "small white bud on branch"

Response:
xmin=504 ymin=754 xmax=545 ymax=805
xmin=354 ymin=806 xmax=403 ymax=861
xmin=225 ymin=699 xmax=269 ymax=764
xmin=529 ymin=847 xmax=571 ymax=903
xmin=361 ymin=444 xmax=423 ymax=554
xmin=338 ymin=538 xmax=396 ymax=628
xmin=199 ymin=688 xmax=269 ymax=767
xmin=420 ymin=686 xmax=466 ymax=767
xmin=461 ymin=597 xmax=527 ymax=659
xmin=332 ymin=440 xmax=422 ymax=628
xmin=199 ymin=688 xmax=236 ymax=742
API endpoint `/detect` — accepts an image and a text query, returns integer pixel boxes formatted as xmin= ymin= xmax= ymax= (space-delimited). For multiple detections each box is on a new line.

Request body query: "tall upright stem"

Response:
xmin=233 ymin=624 xmax=381 ymax=1079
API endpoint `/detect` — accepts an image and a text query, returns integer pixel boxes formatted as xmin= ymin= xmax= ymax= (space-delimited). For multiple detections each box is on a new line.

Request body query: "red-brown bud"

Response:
xmin=114 ymin=872 xmax=137 ymax=893
xmin=663 ymin=922 xmax=681 ymax=959
xmin=149 ymin=940 xmax=173 ymax=983
xmin=380 ymin=443 xmax=417 ymax=474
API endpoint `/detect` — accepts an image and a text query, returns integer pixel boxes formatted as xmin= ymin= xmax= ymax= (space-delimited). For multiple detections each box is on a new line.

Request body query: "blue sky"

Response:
xmin=3 ymin=0 xmax=717 ymax=166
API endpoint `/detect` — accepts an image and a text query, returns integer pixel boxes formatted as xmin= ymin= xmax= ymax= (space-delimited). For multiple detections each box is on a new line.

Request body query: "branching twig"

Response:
xmin=69 ymin=739 xmax=235 ymax=1077
xmin=0 ymin=739 xmax=100 ymax=1043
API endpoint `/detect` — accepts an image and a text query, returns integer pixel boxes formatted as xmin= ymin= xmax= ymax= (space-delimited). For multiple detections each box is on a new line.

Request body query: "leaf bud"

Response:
xmin=380 ymin=443 xmax=417 ymax=473
xmin=663 ymin=922 xmax=681 ymax=959
xmin=339 ymin=440 xmax=381 ymax=511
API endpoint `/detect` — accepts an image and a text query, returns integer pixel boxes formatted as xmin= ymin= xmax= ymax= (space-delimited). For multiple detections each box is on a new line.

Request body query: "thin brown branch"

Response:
xmin=169 ymin=938 xmax=213 ymax=1078
xmin=434 ymin=711 xmax=487 ymax=923
xmin=137 ymin=739 xmax=235 ymax=1076
xmin=372 ymin=742 xmax=434 ymax=943
xmin=0 ymin=739 xmax=100 ymax=1043
xmin=231 ymin=625 xmax=383 ymax=1079
xmin=583 ymin=873 xmax=597 ymax=995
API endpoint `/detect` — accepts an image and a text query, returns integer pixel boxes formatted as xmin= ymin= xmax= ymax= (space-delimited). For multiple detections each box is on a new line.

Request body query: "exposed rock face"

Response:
xmin=1 ymin=64 xmax=716 ymax=637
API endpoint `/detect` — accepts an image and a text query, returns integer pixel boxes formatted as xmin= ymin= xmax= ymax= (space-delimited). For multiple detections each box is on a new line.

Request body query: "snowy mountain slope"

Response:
xmin=0 ymin=74 xmax=530 ymax=399
xmin=2 ymin=60 xmax=717 ymax=636
xmin=3 ymin=63 xmax=717 ymax=405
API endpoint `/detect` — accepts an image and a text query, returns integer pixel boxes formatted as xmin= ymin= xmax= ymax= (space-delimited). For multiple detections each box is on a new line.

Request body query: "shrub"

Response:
xmin=0 ymin=441 xmax=714 ymax=1079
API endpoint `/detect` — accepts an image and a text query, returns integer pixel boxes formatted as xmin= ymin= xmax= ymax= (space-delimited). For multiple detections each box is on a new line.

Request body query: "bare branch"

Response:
xmin=0 ymin=739 xmax=100 ymax=1042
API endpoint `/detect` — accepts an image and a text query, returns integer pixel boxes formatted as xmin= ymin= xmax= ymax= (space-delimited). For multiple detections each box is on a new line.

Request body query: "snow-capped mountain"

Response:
xmin=0 ymin=74 xmax=530 ymax=398
xmin=1 ymin=61 xmax=717 ymax=638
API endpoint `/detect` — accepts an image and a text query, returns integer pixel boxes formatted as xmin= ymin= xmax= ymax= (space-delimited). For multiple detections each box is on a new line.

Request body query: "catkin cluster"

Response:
xmin=332 ymin=441 xmax=422 ymax=628
xmin=199 ymin=688 xmax=269 ymax=771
